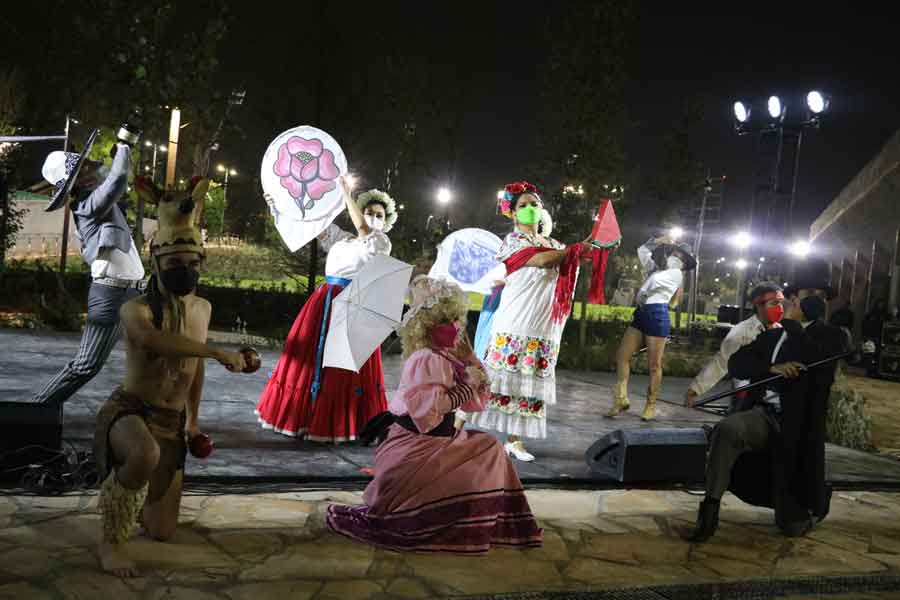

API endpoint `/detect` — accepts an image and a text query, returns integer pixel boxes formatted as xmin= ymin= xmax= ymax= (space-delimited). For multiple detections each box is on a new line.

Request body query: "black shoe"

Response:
xmin=686 ymin=498 xmax=720 ymax=543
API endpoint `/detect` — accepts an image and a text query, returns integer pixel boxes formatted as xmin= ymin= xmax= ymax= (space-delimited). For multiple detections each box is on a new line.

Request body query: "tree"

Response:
xmin=0 ymin=68 xmax=27 ymax=270
xmin=532 ymin=0 xmax=636 ymax=230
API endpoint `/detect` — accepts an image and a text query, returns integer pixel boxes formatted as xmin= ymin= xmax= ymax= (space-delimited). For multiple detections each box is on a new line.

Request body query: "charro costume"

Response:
xmin=94 ymin=176 xmax=208 ymax=544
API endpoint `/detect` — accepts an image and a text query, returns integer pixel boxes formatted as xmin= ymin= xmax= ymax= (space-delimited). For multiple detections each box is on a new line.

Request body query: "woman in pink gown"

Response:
xmin=327 ymin=276 xmax=542 ymax=553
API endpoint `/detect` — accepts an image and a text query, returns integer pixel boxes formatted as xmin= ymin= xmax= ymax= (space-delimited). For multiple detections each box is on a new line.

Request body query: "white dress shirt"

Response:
xmin=689 ymin=314 xmax=779 ymax=396
xmin=635 ymin=241 xmax=682 ymax=305
xmin=91 ymin=239 xmax=145 ymax=281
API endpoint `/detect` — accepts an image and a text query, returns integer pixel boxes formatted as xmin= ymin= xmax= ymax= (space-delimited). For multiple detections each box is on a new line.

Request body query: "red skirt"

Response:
xmin=255 ymin=279 xmax=388 ymax=442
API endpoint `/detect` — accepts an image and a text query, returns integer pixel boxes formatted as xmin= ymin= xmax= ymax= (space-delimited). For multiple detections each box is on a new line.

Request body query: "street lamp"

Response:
xmin=216 ymin=164 xmax=237 ymax=238
xmin=143 ymin=141 xmax=167 ymax=184
xmin=767 ymin=95 xmax=785 ymax=122
xmin=732 ymin=231 xmax=753 ymax=250
xmin=789 ymin=240 xmax=811 ymax=257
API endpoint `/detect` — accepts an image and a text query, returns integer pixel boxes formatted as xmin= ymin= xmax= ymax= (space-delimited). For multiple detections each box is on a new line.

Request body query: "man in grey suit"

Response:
xmin=33 ymin=129 xmax=145 ymax=403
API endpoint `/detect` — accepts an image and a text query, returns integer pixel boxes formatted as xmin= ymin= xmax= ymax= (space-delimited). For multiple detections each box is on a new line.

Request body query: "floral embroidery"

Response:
xmin=272 ymin=135 xmax=340 ymax=216
xmin=484 ymin=331 xmax=557 ymax=377
xmin=486 ymin=393 xmax=545 ymax=418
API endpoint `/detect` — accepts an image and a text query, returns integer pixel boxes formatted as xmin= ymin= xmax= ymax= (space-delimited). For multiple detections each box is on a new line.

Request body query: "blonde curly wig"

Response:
xmin=399 ymin=278 xmax=469 ymax=360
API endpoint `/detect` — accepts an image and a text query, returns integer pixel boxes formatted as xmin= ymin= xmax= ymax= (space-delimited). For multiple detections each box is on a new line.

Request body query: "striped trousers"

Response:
xmin=32 ymin=282 xmax=139 ymax=404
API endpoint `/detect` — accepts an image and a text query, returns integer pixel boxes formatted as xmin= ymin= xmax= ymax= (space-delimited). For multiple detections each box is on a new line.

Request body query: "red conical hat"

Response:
xmin=589 ymin=198 xmax=621 ymax=249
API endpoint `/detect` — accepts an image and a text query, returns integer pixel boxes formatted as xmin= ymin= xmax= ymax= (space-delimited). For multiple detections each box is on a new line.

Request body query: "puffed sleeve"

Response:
xmin=318 ymin=223 xmax=352 ymax=252
xmin=364 ymin=230 xmax=392 ymax=256
xmin=637 ymin=237 xmax=658 ymax=272
xmin=391 ymin=349 xmax=476 ymax=433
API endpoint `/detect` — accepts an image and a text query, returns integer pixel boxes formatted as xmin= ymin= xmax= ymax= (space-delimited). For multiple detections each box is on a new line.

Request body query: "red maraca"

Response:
xmin=188 ymin=432 xmax=214 ymax=458
xmin=239 ymin=346 xmax=261 ymax=373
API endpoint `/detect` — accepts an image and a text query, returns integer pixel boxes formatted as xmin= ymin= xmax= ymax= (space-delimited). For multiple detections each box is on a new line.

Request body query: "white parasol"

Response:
xmin=323 ymin=254 xmax=414 ymax=372
xmin=260 ymin=125 xmax=347 ymax=251
xmin=427 ymin=228 xmax=505 ymax=295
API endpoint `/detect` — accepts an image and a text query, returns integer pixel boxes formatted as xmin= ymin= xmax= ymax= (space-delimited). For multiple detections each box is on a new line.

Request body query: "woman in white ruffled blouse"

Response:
xmin=256 ymin=177 xmax=399 ymax=442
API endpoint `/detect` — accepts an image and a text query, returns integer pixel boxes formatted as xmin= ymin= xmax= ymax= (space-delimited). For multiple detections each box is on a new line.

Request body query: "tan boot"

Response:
xmin=606 ymin=381 xmax=630 ymax=417
xmin=641 ymin=388 xmax=658 ymax=421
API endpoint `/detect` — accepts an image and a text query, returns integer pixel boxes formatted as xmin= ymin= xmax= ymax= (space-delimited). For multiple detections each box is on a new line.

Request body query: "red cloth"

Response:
xmin=588 ymin=248 xmax=611 ymax=305
xmin=255 ymin=281 xmax=387 ymax=442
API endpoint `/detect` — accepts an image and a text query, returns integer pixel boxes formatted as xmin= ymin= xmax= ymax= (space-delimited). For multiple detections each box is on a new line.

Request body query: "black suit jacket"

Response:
xmin=726 ymin=319 xmax=847 ymax=520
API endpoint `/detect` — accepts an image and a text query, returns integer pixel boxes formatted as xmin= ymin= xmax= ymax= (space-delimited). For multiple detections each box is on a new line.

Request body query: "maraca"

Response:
xmin=239 ymin=346 xmax=261 ymax=373
xmin=188 ymin=432 xmax=214 ymax=458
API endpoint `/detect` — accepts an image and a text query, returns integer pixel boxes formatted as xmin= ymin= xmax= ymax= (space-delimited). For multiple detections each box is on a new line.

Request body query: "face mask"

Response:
xmin=160 ymin=265 xmax=200 ymax=297
xmin=800 ymin=295 xmax=827 ymax=322
xmin=515 ymin=205 xmax=541 ymax=225
xmin=765 ymin=304 xmax=785 ymax=324
xmin=430 ymin=322 xmax=460 ymax=348
xmin=364 ymin=214 xmax=385 ymax=231
xmin=666 ymin=256 xmax=683 ymax=270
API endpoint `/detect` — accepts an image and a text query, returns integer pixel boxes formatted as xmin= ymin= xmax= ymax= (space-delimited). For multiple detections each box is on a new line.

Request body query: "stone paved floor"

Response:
xmin=3 ymin=329 xmax=900 ymax=486
xmin=1 ymin=489 xmax=900 ymax=599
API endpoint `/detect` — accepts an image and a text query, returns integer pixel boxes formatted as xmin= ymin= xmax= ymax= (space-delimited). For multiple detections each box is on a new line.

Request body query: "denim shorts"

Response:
xmin=631 ymin=303 xmax=671 ymax=338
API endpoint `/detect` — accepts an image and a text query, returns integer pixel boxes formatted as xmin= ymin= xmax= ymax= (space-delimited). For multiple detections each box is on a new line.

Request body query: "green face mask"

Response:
xmin=516 ymin=205 xmax=541 ymax=225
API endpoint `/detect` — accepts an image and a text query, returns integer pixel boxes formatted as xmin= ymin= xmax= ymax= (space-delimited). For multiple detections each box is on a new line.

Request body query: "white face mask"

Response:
xmin=364 ymin=214 xmax=386 ymax=231
xmin=666 ymin=256 xmax=684 ymax=270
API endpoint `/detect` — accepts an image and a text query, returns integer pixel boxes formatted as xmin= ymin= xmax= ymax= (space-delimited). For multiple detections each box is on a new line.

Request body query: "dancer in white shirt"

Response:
xmin=607 ymin=236 xmax=695 ymax=420
xmin=685 ymin=283 xmax=786 ymax=409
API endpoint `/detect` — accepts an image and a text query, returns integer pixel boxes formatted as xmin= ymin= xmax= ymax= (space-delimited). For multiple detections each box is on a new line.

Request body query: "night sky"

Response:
xmin=213 ymin=4 xmax=900 ymax=249
xmin=6 ymin=5 xmax=900 ymax=251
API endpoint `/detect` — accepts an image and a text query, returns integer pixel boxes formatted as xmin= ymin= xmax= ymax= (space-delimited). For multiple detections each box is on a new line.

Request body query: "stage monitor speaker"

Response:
xmin=0 ymin=401 xmax=63 ymax=481
xmin=878 ymin=349 xmax=900 ymax=381
xmin=585 ymin=428 xmax=708 ymax=483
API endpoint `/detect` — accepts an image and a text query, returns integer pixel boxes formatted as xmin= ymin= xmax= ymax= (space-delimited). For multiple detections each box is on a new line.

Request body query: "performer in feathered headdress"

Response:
xmin=94 ymin=177 xmax=257 ymax=577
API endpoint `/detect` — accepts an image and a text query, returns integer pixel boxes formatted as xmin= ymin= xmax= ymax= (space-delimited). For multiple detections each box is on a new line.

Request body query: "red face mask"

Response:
xmin=430 ymin=322 xmax=460 ymax=348
xmin=765 ymin=304 xmax=785 ymax=324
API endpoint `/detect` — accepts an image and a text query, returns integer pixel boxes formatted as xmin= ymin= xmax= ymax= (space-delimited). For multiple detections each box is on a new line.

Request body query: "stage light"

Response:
xmin=733 ymin=101 xmax=750 ymax=123
xmin=735 ymin=259 xmax=748 ymax=270
xmin=732 ymin=231 xmax=753 ymax=250
xmin=759 ymin=256 xmax=766 ymax=262
xmin=807 ymin=91 xmax=828 ymax=114
xmin=768 ymin=96 xmax=784 ymax=119
xmin=789 ymin=240 xmax=811 ymax=257
xmin=437 ymin=187 xmax=452 ymax=204
xmin=670 ymin=226 xmax=684 ymax=240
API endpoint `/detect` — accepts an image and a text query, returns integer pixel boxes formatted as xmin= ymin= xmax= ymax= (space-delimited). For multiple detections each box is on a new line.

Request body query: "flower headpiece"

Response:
xmin=356 ymin=189 xmax=398 ymax=233
xmin=497 ymin=181 xmax=539 ymax=218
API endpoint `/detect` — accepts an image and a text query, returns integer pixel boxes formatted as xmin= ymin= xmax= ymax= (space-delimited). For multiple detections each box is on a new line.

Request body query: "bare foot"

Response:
xmin=98 ymin=541 xmax=139 ymax=577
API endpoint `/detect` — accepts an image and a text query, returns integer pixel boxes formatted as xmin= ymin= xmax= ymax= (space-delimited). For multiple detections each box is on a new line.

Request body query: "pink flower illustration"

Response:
xmin=273 ymin=136 xmax=340 ymax=212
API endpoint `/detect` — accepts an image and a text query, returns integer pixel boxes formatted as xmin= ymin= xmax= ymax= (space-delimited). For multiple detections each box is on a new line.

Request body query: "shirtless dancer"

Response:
xmin=94 ymin=178 xmax=250 ymax=576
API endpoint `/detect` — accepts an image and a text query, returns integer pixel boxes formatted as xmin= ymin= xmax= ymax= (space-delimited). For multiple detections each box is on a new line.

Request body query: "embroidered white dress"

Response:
xmin=466 ymin=230 xmax=568 ymax=439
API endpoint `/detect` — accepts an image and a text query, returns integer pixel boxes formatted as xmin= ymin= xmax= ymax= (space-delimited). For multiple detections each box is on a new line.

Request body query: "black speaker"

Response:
xmin=585 ymin=428 xmax=708 ymax=483
xmin=0 ymin=401 xmax=63 ymax=481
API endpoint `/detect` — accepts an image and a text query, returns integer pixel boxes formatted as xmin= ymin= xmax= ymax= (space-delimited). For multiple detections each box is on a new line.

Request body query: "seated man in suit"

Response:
xmin=33 ymin=128 xmax=144 ymax=404
xmin=687 ymin=257 xmax=847 ymax=542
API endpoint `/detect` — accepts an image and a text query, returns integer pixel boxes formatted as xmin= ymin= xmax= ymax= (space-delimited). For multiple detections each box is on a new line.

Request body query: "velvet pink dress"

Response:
xmin=326 ymin=348 xmax=542 ymax=553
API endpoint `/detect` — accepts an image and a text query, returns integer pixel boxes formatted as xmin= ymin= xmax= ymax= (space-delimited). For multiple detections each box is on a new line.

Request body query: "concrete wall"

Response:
xmin=810 ymin=128 xmax=900 ymax=338
xmin=8 ymin=192 xmax=157 ymax=261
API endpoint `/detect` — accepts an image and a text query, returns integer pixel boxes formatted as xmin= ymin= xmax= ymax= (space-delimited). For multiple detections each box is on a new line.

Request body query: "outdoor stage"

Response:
xmin=3 ymin=328 xmax=900 ymax=490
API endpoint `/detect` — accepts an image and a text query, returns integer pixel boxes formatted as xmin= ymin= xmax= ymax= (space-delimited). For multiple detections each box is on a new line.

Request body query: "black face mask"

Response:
xmin=160 ymin=265 xmax=199 ymax=296
xmin=800 ymin=295 xmax=827 ymax=322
